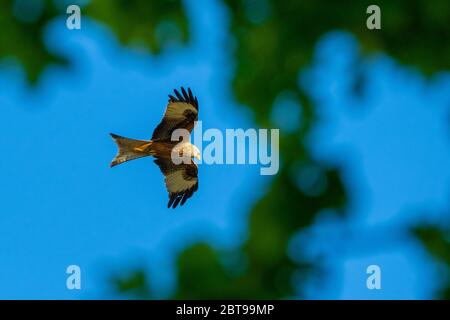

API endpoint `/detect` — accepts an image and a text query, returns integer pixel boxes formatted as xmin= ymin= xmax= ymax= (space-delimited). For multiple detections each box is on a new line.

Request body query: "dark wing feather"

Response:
xmin=151 ymin=87 xmax=199 ymax=140
xmin=154 ymin=158 xmax=199 ymax=209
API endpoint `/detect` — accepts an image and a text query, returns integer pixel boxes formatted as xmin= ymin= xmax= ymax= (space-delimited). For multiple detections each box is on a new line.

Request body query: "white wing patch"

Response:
xmin=164 ymin=102 xmax=197 ymax=120
xmin=165 ymin=169 xmax=197 ymax=193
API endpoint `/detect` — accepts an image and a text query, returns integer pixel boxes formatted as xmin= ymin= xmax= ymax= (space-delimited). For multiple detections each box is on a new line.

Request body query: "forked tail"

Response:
xmin=110 ymin=133 xmax=152 ymax=167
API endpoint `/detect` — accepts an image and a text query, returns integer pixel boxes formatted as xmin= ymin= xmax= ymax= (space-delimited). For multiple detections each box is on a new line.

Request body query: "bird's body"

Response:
xmin=110 ymin=87 xmax=200 ymax=208
xmin=110 ymin=137 xmax=199 ymax=165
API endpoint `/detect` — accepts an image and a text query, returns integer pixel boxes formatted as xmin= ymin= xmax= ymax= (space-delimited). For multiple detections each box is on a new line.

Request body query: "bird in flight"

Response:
xmin=110 ymin=87 xmax=200 ymax=209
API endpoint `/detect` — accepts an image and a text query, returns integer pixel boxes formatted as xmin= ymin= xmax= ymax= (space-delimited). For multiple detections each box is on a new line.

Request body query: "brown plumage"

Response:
xmin=110 ymin=87 xmax=200 ymax=209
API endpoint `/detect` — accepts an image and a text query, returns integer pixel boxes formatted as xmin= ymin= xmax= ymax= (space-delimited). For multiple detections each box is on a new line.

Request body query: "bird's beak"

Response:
xmin=195 ymin=154 xmax=201 ymax=160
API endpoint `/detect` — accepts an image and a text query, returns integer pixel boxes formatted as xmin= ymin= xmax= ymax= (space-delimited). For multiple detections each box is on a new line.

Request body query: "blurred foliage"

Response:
xmin=413 ymin=225 xmax=450 ymax=299
xmin=0 ymin=0 xmax=188 ymax=83
xmin=1 ymin=0 xmax=449 ymax=299
xmin=224 ymin=0 xmax=450 ymax=126
xmin=85 ymin=0 xmax=189 ymax=53
xmin=110 ymin=269 xmax=151 ymax=299
xmin=0 ymin=0 xmax=63 ymax=83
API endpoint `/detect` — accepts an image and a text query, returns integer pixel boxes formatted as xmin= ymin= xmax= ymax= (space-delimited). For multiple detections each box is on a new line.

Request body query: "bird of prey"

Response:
xmin=110 ymin=87 xmax=200 ymax=209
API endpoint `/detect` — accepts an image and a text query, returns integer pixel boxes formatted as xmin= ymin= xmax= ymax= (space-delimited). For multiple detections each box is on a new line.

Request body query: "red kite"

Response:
xmin=110 ymin=87 xmax=200 ymax=208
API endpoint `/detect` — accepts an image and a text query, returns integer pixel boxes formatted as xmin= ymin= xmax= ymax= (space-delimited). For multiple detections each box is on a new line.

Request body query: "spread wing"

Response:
xmin=154 ymin=158 xmax=199 ymax=209
xmin=151 ymin=87 xmax=199 ymax=140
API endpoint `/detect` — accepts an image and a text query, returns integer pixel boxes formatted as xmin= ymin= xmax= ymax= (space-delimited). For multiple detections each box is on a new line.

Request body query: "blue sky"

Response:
xmin=0 ymin=0 xmax=449 ymax=299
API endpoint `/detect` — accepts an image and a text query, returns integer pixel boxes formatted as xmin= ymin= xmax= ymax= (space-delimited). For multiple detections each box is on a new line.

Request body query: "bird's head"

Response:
xmin=192 ymin=145 xmax=201 ymax=160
